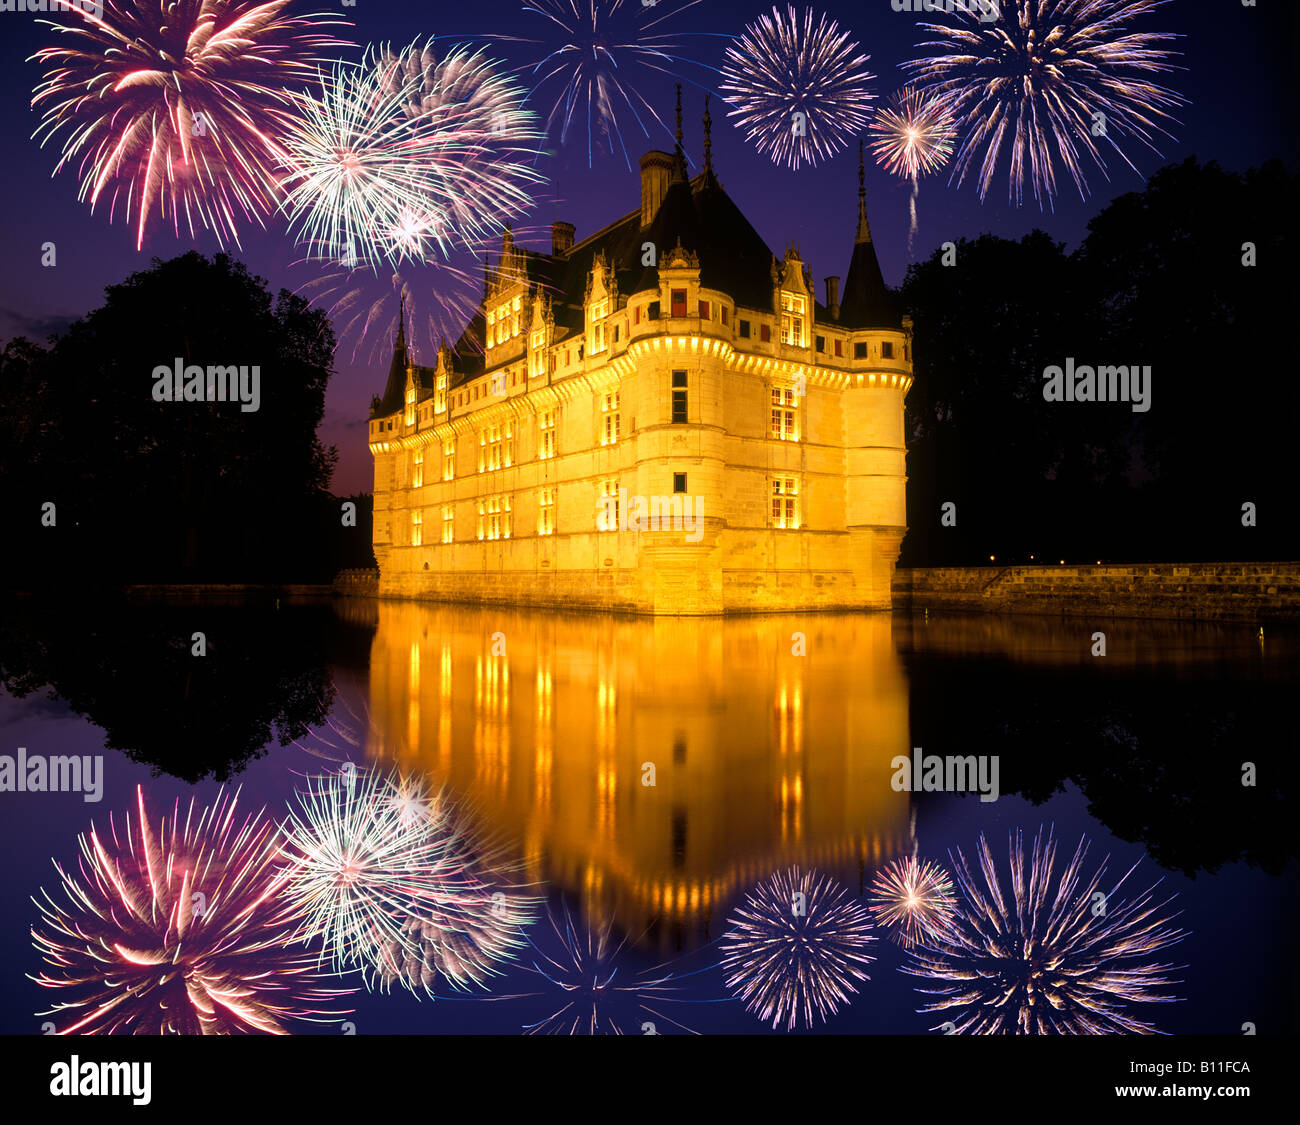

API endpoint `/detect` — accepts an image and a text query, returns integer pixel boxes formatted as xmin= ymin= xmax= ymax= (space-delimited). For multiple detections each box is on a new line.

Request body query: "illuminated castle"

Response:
xmin=369 ymin=100 xmax=913 ymax=614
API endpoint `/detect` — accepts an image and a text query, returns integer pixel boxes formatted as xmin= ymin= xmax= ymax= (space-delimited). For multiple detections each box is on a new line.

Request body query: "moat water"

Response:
xmin=1 ymin=596 xmax=1294 ymax=1034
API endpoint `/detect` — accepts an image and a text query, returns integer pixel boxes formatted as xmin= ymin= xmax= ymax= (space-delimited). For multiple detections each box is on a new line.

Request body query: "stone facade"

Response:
xmin=893 ymin=563 xmax=1300 ymax=622
xmin=369 ymin=130 xmax=912 ymax=615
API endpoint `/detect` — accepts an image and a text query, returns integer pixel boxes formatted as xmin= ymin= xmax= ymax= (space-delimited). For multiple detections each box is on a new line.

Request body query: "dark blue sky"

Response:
xmin=0 ymin=1 xmax=1293 ymax=493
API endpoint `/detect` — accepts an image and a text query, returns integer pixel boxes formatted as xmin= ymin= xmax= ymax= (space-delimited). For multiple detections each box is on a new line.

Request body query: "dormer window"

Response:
xmin=488 ymin=295 xmax=522 ymax=347
xmin=404 ymin=386 xmax=416 ymax=427
xmin=670 ymin=289 xmax=687 ymax=317
xmin=530 ymin=330 xmax=546 ymax=377
xmin=434 ymin=371 xmax=447 ymax=413
xmin=590 ymin=299 xmax=608 ymax=354
xmin=779 ymin=292 xmax=806 ymax=347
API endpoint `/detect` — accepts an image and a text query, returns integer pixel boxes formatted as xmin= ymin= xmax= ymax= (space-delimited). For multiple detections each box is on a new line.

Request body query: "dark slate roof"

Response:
xmin=837 ymin=227 xmax=901 ymax=330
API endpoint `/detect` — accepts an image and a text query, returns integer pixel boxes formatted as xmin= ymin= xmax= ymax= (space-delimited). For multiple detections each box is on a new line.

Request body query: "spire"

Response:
xmin=670 ymin=83 xmax=687 ymax=182
xmin=856 ymin=139 xmax=872 ymax=244
xmin=395 ymin=292 xmax=407 ymax=358
xmin=702 ymin=93 xmax=713 ymax=175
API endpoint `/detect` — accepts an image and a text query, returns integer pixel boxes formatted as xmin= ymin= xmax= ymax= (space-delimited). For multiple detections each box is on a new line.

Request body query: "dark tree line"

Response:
xmin=899 ymin=158 xmax=1298 ymax=566
xmin=0 ymin=252 xmax=374 ymax=586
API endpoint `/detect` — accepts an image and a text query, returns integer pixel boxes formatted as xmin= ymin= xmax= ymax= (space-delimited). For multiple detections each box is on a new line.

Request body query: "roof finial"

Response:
xmin=702 ymin=93 xmax=713 ymax=174
xmin=856 ymin=139 xmax=871 ymax=243
xmin=396 ymin=291 xmax=407 ymax=356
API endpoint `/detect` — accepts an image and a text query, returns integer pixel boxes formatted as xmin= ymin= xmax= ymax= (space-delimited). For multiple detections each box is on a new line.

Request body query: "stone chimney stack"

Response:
xmin=639 ymin=150 xmax=675 ymax=228
xmin=826 ymin=276 xmax=841 ymax=321
xmin=551 ymin=221 xmax=575 ymax=256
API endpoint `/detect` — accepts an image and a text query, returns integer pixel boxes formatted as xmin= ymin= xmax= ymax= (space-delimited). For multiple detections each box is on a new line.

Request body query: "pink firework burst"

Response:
xmin=29 ymin=0 xmax=351 ymax=249
xmin=31 ymin=785 xmax=352 ymax=1034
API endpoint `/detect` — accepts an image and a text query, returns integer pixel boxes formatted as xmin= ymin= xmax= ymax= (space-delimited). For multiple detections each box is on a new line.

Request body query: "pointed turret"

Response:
xmin=837 ymin=141 xmax=901 ymax=329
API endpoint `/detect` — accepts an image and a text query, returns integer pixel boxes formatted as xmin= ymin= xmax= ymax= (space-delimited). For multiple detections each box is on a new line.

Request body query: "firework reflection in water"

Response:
xmin=720 ymin=866 xmax=877 ymax=1031
xmin=31 ymin=786 xmax=352 ymax=1034
xmin=867 ymin=856 xmax=956 ymax=948
xmin=280 ymin=767 xmax=535 ymax=997
xmin=902 ymin=827 xmax=1187 ymax=1034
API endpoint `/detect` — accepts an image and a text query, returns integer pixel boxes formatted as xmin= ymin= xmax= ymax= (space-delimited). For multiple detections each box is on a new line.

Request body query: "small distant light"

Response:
xmin=1029 ymin=555 xmax=1034 ymax=561
xmin=989 ymin=555 xmax=995 ymax=562
xmin=1059 ymin=559 xmax=1065 ymax=565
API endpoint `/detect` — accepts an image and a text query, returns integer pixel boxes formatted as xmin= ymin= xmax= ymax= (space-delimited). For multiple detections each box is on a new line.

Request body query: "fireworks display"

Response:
xmin=902 ymin=827 xmax=1187 ymax=1034
xmin=869 ymin=85 xmax=958 ymax=251
xmin=513 ymin=904 xmax=699 ymax=1034
xmin=279 ymin=40 xmax=541 ymax=270
xmin=901 ymin=0 xmax=1187 ymax=207
xmin=719 ymin=5 xmax=876 ymax=170
xmin=719 ymin=866 xmax=877 ymax=1030
xmin=29 ymin=0 xmax=349 ymax=250
xmin=31 ymin=786 xmax=351 ymax=1034
xmin=499 ymin=0 xmax=701 ymax=167
xmin=867 ymin=856 xmax=956 ymax=948
xmin=278 ymin=768 xmax=533 ymax=996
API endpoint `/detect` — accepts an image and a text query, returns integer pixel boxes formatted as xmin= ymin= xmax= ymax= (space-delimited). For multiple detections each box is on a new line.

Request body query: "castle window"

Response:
xmin=671 ymin=289 xmax=687 ymax=317
xmin=882 ymin=341 xmax=894 ymax=359
xmin=530 ymin=330 xmax=546 ymax=377
xmin=405 ymin=386 xmax=416 ymax=427
xmin=634 ymin=306 xmax=641 ymax=325
xmin=771 ymin=477 xmax=800 ymax=529
xmin=760 ymin=324 xmax=771 ymax=343
xmin=614 ymin=325 xmax=620 ymax=344
xmin=648 ymin=301 xmax=660 ymax=320
xmin=479 ymin=423 xmax=511 ymax=472
xmin=854 ymin=342 xmax=867 ymax=359
xmin=600 ymin=391 xmax=620 ymax=446
xmin=411 ymin=509 xmax=423 ymax=546
xmin=538 ymin=487 xmax=555 ymax=536
xmin=435 ymin=371 xmax=448 ymax=413
xmin=673 ymin=472 xmax=687 ymax=494
xmin=779 ymin=292 xmax=806 ymax=346
xmin=698 ymin=299 xmax=711 ymax=321
xmin=671 ymin=371 xmax=687 ymax=424
xmin=815 ymin=335 xmax=825 ymax=353
xmin=721 ymin=307 xmax=729 ymax=326
xmin=412 ymin=446 xmax=424 ymax=488
xmin=835 ymin=340 xmax=843 ymax=358
xmin=478 ymin=494 xmax=511 ymax=540
xmin=598 ymin=479 xmax=620 ymax=532
xmin=590 ymin=299 xmax=608 ymax=354
xmin=489 ymin=296 xmax=522 ymax=347
xmin=739 ymin=319 xmax=750 ymax=338
xmin=441 ymin=504 xmax=454 ymax=544
xmin=771 ymin=387 xmax=799 ymax=441
xmin=539 ymin=409 xmax=556 ymax=459
xmin=443 ymin=440 xmax=455 ymax=481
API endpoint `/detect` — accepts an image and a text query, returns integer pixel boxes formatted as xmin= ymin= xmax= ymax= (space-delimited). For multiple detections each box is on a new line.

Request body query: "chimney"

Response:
xmin=639 ymin=150 xmax=675 ymax=228
xmin=551 ymin=221 xmax=575 ymax=256
xmin=825 ymin=276 xmax=840 ymax=321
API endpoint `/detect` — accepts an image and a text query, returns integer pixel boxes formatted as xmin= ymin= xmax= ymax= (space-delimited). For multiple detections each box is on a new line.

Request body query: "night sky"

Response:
xmin=0 ymin=0 xmax=1293 ymax=495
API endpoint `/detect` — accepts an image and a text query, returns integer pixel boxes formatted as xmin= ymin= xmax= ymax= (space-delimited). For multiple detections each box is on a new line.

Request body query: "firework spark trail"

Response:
xmin=868 ymin=86 xmax=958 ymax=253
xmin=719 ymin=5 xmax=876 ymax=170
xmin=902 ymin=827 xmax=1187 ymax=1034
xmin=488 ymin=0 xmax=707 ymax=168
xmin=31 ymin=786 xmax=352 ymax=1034
xmin=720 ymin=866 xmax=876 ymax=1030
xmin=499 ymin=903 xmax=704 ymax=1034
xmin=902 ymin=0 xmax=1187 ymax=208
xmin=868 ymin=856 xmax=956 ymax=948
xmin=279 ymin=40 xmax=541 ymax=271
xmin=279 ymin=768 xmax=535 ymax=996
xmin=29 ymin=0 xmax=350 ymax=249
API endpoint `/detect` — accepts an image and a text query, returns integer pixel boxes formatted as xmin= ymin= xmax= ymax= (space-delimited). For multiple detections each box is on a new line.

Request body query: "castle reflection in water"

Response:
xmin=352 ymin=602 xmax=913 ymax=949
